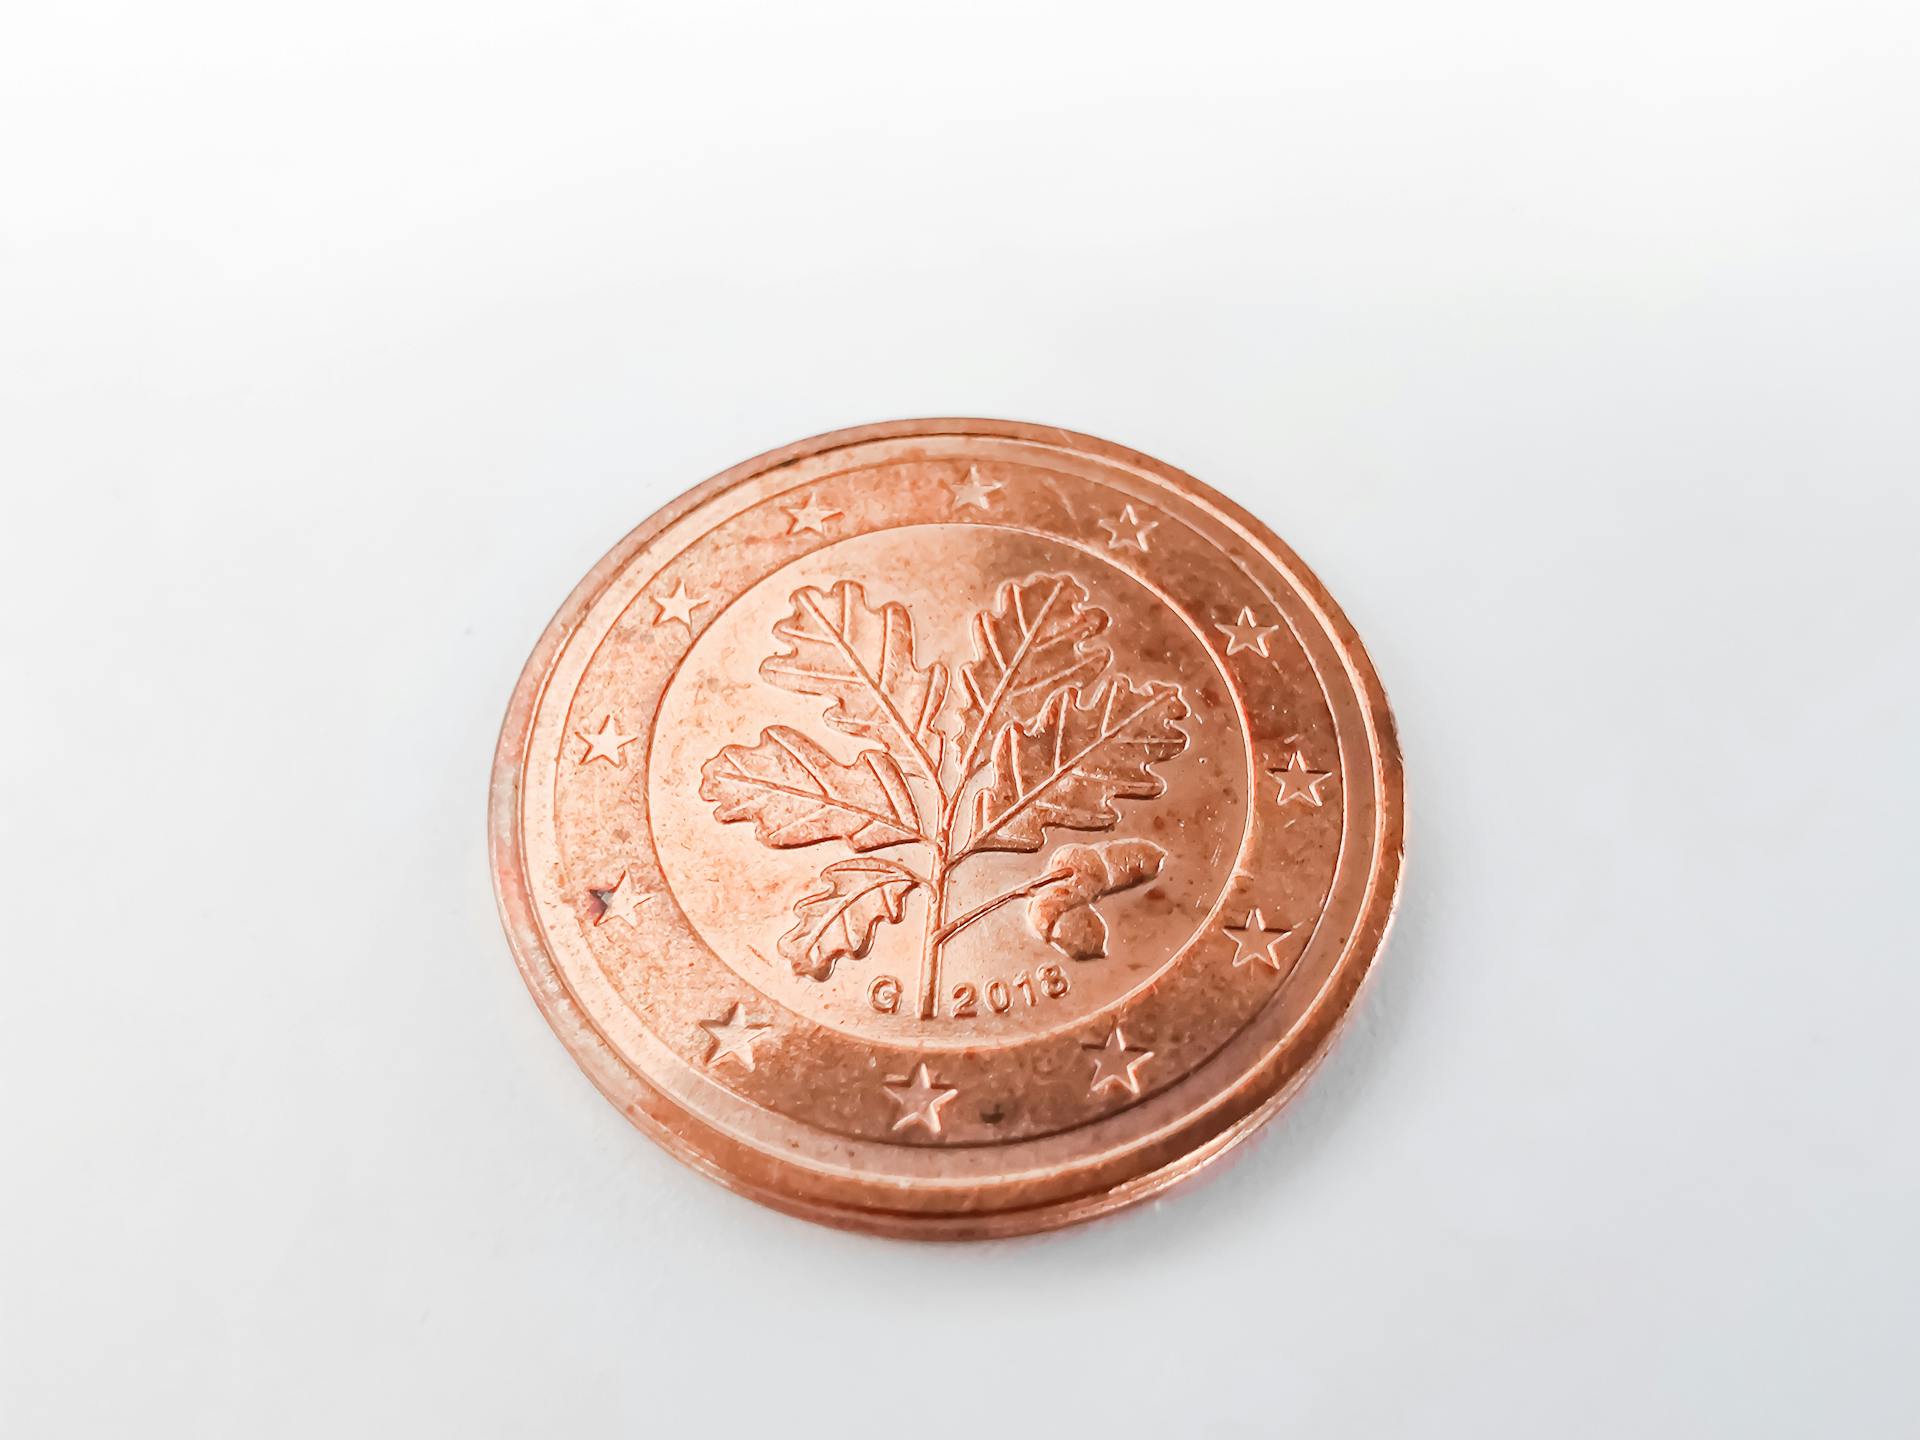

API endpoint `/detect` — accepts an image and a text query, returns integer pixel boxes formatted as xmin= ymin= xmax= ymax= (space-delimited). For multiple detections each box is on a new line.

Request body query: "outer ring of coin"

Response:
xmin=489 ymin=418 xmax=1405 ymax=1238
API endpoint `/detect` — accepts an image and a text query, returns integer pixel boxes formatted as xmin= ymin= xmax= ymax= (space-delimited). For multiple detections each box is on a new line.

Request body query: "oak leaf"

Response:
xmin=957 ymin=573 xmax=1110 ymax=756
xmin=699 ymin=726 xmax=922 ymax=851
xmin=760 ymin=581 xmax=948 ymax=771
xmin=968 ymin=678 xmax=1189 ymax=853
xmin=779 ymin=858 xmax=921 ymax=980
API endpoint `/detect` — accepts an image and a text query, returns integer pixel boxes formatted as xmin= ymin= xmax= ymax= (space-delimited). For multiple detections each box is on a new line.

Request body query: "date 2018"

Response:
xmin=869 ymin=964 xmax=1070 ymax=1019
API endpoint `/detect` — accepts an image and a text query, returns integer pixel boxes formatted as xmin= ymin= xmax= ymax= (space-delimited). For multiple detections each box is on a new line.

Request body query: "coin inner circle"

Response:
xmin=646 ymin=522 xmax=1251 ymax=1050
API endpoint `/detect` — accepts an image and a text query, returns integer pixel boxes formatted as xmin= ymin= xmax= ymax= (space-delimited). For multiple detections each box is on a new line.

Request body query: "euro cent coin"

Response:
xmin=489 ymin=419 xmax=1405 ymax=1238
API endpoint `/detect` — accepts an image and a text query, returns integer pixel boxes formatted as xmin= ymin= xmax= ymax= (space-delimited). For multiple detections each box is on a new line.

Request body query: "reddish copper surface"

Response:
xmin=489 ymin=419 xmax=1405 ymax=1237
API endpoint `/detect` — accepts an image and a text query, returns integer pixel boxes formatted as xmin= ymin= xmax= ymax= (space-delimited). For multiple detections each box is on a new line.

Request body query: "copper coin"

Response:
xmin=490 ymin=418 xmax=1405 ymax=1237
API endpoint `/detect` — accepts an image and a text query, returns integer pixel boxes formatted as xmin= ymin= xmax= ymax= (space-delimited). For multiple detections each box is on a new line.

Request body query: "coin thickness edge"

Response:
xmin=489 ymin=418 xmax=1405 ymax=1238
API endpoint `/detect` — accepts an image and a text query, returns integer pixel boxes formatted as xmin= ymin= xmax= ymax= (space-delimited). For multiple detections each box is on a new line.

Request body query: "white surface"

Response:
xmin=3 ymin=3 xmax=1916 ymax=1435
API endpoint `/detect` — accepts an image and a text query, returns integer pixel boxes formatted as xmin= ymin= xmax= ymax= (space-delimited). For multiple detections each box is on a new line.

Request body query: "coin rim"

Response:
xmin=489 ymin=417 xmax=1406 ymax=1239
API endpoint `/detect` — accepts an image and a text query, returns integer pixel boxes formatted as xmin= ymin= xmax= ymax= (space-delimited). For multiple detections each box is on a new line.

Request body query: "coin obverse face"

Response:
xmin=490 ymin=419 xmax=1405 ymax=1238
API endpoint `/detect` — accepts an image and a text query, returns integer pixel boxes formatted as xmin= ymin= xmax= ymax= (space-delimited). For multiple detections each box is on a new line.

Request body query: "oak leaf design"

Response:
xmin=1027 ymin=839 xmax=1167 ymax=960
xmin=779 ymin=858 xmax=921 ymax=980
xmin=956 ymin=573 xmax=1110 ymax=759
xmin=760 ymin=581 xmax=948 ymax=774
xmin=698 ymin=726 xmax=923 ymax=851
xmin=700 ymin=569 xmax=1189 ymax=1015
xmin=966 ymin=679 xmax=1190 ymax=853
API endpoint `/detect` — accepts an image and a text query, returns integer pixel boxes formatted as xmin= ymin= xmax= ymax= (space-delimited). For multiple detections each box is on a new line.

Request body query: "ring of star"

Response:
xmin=783 ymin=493 xmax=842 ymax=534
xmin=1270 ymin=751 xmax=1333 ymax=807
xmin=1083 ymin=1025 xmax=1153 ymax=1097
xmin=575 ymin=712 xmax=636 ymax=766
xmin=1097 ymin=504 xmax=1157 ymax=552
xmin=593 ymin=870 xmax=648 ymax=927
xmin=1223 ymin=908 xmax=1293 ymax=970
xmin=884 ymin=1063 xmax=959 ymax=1135
xmin=652 ymin=581 xmax=707 ymax=628
xmin=1216 ymin=606 xmax=1279 ymax=658
xmin=950 ymin=466 xmax=1000 ymax=510
xmin=700 ymin=1003 xmax=773 ymax=1069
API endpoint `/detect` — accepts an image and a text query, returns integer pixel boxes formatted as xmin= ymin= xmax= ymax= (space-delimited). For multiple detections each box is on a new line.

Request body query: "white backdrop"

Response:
xmin=3 ymin=3 xmax=1916 ymax=1435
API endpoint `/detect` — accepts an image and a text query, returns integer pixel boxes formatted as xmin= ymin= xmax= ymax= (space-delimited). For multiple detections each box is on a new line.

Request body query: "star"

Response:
xmin=1216 ymin=606 xmax=1279 ymax=658
xmin=1083 ymin=1025 xmax=1153 ymax=1097
xmin=591 ymin=870 xmax=649 ymax=927
xmin=950 ymin=465 xmax=1000 ymax=510
xmin=1270 ymin=751 xmax=1334 ymax=808
xmin=1224 ymin=908 xmax=1294 ymax=970
xmin=783 ymin=493 xmax=842 ymax=535
xmin=1097 ymin=504 xmax=1157 ymax=553
xmin=884 ymin=1062 xmax=959 ymax=1135
xmin=699 ymin=1002 xmax=773 ymax=1070
xmin=651 ymin=580 xmax=707 ymax=629
xmin=575 ymin=712 xmax=636 ymax=767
